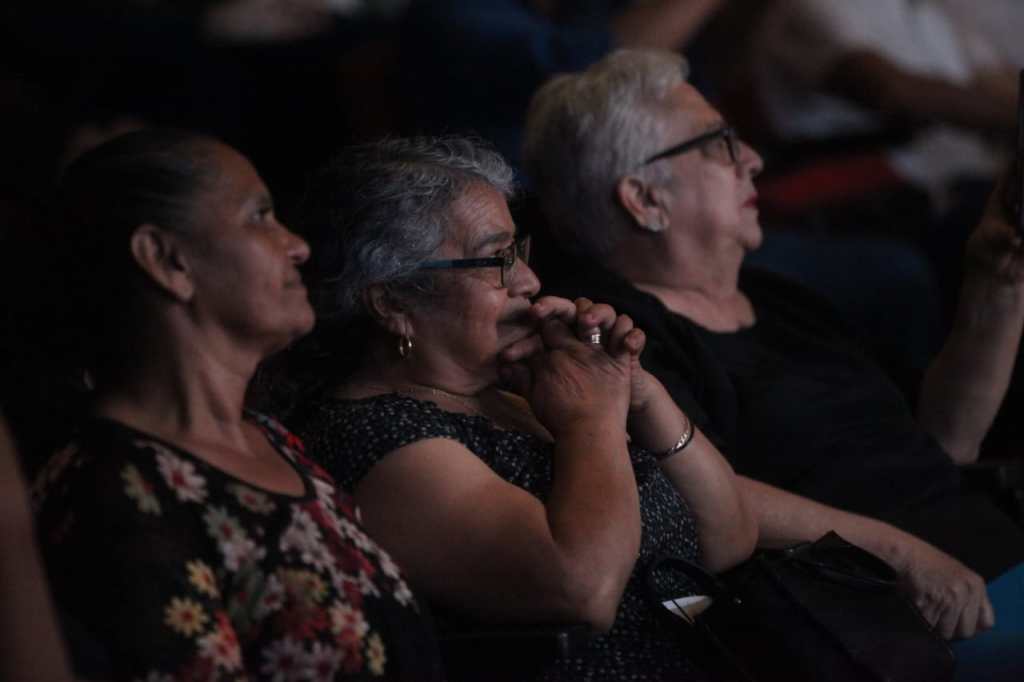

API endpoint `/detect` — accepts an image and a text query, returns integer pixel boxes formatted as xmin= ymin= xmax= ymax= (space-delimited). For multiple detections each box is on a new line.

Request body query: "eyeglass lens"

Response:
xmin=723 ymin=129 xmax=739 ymax=164
xmin=500 ymin=237 xmax=531 ymax=287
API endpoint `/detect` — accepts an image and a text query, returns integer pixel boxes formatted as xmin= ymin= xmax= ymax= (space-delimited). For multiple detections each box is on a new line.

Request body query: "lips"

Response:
xmin=743 ymin=195 xmax=759 ymax=209
xmin=286 ymin=270 xmax=308 ymax=289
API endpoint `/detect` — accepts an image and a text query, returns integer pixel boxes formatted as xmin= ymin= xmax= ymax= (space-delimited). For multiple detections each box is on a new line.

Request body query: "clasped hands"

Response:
xmin=497 ymin=296 xmax=663 ymax=430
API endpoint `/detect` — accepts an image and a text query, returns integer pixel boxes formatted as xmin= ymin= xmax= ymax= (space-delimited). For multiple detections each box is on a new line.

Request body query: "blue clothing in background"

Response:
xmin=952 ymin=562 xmax=1024 ymax=682
xmin=401 ymin=0 xmax=617 ymax=172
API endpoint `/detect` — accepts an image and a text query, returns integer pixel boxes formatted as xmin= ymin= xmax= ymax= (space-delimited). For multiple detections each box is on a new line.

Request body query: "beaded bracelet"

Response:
xmin=655 ymin=413 xmax=694 ymax=462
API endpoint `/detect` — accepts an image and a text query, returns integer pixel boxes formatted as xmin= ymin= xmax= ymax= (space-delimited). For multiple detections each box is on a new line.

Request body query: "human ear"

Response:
xmin=129 ymin=224 xmax=195 ymax=302
xmin=616 ymin=174 xmax=669 ymax=233
xmin=363 ymin=284 xmax=414 ymax=339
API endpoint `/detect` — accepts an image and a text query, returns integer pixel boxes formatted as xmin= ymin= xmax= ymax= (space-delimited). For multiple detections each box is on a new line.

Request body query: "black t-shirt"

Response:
xmin=543 ymin=264 xmax=1024 ymax=580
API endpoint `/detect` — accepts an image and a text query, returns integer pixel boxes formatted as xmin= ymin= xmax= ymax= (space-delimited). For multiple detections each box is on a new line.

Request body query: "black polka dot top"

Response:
xmin=298 ymin=393 xmax=708 ymax=682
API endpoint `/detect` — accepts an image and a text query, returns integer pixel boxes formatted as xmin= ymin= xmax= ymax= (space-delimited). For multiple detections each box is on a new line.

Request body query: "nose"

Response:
xmin=739 ymin=140 xmax=763 ymax=179
xmin=289 ymin=232 xmax=311 ymax=266
xmin=509 ymin=258 xmax=541 ymax=299
xmin=279 ymin=221 xmax=311 ymax=265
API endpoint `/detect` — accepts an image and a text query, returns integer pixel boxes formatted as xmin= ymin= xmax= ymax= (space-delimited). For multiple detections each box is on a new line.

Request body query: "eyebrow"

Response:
xmin=238 ymin=192 xmax=273 ymax=216
xmin=468 ymin=229 xmax=515 ymax=254
xmin=696 ymin=120 xmax=727 ymax=135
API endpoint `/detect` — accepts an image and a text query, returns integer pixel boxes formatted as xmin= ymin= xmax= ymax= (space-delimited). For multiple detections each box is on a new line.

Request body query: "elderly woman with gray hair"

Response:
xmin=291 ymin=136 xmax=757 ymax=681
xmin=523 ymin=49 xmax=1024 ymax=680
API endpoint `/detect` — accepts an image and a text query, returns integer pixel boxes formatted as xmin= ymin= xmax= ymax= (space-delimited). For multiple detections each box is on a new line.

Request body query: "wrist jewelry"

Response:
xmin=656 ymin=413 xmax=694 ymax=462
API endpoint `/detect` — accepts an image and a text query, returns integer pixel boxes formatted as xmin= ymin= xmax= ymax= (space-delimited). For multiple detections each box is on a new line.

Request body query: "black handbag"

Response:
xmin=645 ymin=531 xmax=955 ymax=682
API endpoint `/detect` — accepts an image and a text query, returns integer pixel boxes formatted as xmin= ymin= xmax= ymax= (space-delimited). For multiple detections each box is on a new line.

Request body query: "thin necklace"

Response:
xmin=357 ymin=381 xmax=485 ymax=416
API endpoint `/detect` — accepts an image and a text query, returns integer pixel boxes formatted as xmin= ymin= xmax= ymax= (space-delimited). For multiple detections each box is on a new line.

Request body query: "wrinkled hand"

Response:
xmin=501 ymin=296 xmax=658 ymax=413
xmin=498 ymin=315 xmax=632 ymax=435
xmin=965 ymin=178 xmax=1024 ymax=287
xmin=900 ymin=541 xmax=994 ymax=640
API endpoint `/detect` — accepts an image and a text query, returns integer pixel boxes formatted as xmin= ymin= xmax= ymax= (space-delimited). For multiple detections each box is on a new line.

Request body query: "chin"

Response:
xmin=291 ymin=321 xmax=315 ymax=346
xmin=742 ymin=224 xmax=764 ymax=252
xmin=275 ymin=312 xmax=316 ymax=351
xmin=292 ymin=300 xmax=316 ymax=333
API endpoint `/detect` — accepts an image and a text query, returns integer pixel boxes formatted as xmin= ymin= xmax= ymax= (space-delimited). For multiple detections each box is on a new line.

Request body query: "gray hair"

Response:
xmin=300 ymin=135 xmax=516 ymax=324
xmin=522 ymin=49 xmax=688 ymax=260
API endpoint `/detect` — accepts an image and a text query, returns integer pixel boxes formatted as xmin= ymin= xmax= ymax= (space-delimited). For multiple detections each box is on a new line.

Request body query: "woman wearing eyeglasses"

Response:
xmin=524 ymin=49 xmax=1024 ymax=681
xmin=290 ymin=136 xmax=756 ymax=681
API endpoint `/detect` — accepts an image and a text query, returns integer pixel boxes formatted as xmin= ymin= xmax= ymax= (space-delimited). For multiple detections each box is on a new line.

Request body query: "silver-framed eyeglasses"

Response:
xmin=418 ymin=235 xmax=531 ymax=287
xmin=642 ymin=125 xmax=740 ymax=167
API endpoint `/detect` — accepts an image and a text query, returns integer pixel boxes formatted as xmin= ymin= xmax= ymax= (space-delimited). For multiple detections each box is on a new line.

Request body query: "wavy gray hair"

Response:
xmin=522 ymin=49 xmax=689 ymax=260
xmin=300 ymin=135 xmax=517 ymax=324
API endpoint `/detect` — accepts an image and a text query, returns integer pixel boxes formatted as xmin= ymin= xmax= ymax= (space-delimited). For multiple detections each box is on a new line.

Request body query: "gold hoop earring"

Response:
xmin=398 ymin=335 xmax=413 ymax=359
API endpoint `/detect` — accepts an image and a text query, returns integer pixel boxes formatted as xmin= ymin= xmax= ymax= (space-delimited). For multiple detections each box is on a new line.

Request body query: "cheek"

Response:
xmin=689 ymin=172 xmax=742 ymax=222
xmin=433 ymin=286 xmax=509 ymax=353
xmin=459 ymin=292 xmax=507 ymax=340
xmin=696 ymin=193 xmax=743 ymax=237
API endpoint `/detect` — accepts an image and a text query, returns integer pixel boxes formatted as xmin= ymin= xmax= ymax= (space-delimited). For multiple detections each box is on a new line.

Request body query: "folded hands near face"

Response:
xmin=496 ymin=295 xmax=661 ymax=431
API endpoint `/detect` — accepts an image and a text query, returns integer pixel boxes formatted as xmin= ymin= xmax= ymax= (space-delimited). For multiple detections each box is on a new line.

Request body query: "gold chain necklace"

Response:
xmin=358 ymin=382 xmax=485 ymax=416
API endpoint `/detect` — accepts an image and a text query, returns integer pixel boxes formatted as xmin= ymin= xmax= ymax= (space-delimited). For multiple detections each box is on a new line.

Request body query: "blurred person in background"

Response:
xmin=401 ymin=0 xmax=728 ymax=173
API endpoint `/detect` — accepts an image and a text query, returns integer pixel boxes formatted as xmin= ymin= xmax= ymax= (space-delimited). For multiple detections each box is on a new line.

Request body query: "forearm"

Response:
xmin=828 ymin=51 xmax=1014 ymax=135
xmin=918 ymin=274 xmax=1024 ymax=462
xmin=548 ymin=420 xmax=641 ymax=623
xmin=740 ymin=476 xmax=919 ymax=571
xmin=630 ymin=382 xmax=757 ymax=572
xmin=740 ymin=478 xmax=992 ymax=639
xmin=611 ymin=0 xmax=725 ymax=51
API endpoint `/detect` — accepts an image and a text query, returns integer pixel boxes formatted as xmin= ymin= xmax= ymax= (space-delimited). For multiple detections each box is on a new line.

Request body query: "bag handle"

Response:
xmin=783 ymin=532 xmax=899 ymax=591
xmin=645 ymin=553 xmax=727 ymax=601
xmin=642 ymin=553 xmax=761 ymax=682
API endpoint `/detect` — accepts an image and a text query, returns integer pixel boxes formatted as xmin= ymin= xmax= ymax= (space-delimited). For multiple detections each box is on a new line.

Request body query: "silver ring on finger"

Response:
xmin=587 ymin=329 xmax=603 ymax=346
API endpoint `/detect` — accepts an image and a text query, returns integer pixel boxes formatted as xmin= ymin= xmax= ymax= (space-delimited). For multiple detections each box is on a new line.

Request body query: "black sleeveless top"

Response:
xmin=298 ymin=393 xmax=710 ymax=682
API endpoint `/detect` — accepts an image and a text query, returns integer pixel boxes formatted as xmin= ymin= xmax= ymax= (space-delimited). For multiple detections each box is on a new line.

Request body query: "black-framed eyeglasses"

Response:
xmin=418 ymin=235 xmax=531 ymax=287
xmin=642 ymin=126 xmax=740 ymax=167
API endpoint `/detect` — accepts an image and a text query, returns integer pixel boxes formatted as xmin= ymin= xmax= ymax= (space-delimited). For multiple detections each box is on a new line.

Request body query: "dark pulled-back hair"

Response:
xmin=54 ymin=128 xmax=221 ymax=380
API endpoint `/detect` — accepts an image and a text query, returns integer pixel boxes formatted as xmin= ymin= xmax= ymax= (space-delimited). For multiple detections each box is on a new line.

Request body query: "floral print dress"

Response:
xmin=33 ymin=414 xmax=441 ymax=682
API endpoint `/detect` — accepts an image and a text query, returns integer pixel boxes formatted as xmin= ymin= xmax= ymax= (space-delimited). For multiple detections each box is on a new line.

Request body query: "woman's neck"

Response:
xmin=610 ymin=238 xmax=755 ymax=332
xmin=351 ymin=336 xmax=495 ymax=397
xmin=635 ymin=281 xmax=755 ymax=332
xmin=342 ymin=359 xmax=553 ymax=441
xmin=343 ymin=359 xmax=488 ymax=410
xmin=92 ymin=330 xmax=258 ymax=449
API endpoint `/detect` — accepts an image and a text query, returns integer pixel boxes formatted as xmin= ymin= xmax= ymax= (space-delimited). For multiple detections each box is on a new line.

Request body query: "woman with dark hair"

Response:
xmin=293 ymin=135 xmax=757 ymax=681
xmin=32 ymin=129 xmax=442 ymax=681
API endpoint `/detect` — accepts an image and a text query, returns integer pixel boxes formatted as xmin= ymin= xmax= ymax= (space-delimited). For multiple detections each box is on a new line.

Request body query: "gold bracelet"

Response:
xmin=656 ymin=413 xmax=694 ymax=462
